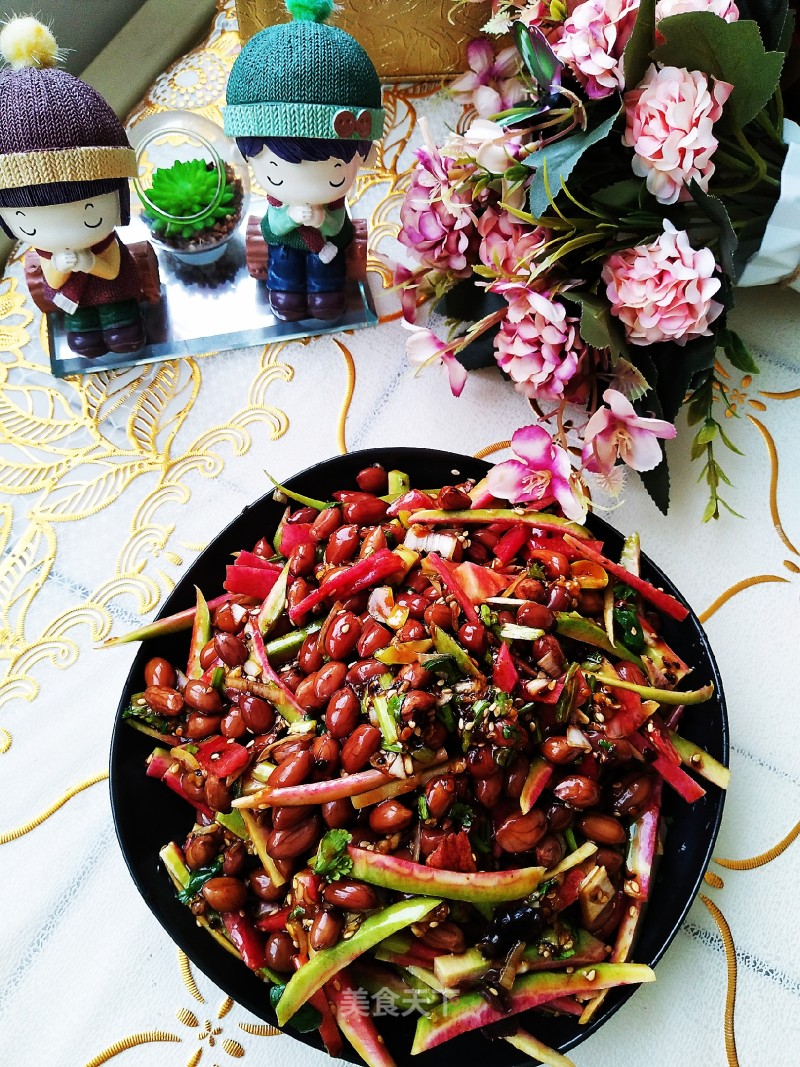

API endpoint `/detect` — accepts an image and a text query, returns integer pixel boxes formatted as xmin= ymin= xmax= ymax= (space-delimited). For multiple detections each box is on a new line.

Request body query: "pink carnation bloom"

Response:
xmin=487 ymin=424 xmax=586 ymax=521
xmin=398 ymin=143 xmax=477 ymax=276
xmin=602 ymin=221 xmax=723 ymax=346
xmin=477 ymin=206 xmax=547 ymax=278
xmin=656 ymin=0 xmax=738 ymax=21
xmin=404 ymin=322 xmax=468 ymax=397
xmin=581 ymin=388 xmax=677 ymax=474
xmin=623 ymin=64 xmax=733 ymax=204
xmin=451 ymin=118 xmax=523 ymax=175
xmin=492 ymin=288 xmax=586 ymax=401
xmin=554 ymin=0 xmax=639 ymax=99
xmin=450 ymin=37 xmax=527 ymax=118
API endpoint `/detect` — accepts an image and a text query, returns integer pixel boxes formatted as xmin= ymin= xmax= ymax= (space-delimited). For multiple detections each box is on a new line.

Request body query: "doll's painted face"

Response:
xmin=250 ymin=145 xmax=364 ymax=206
xmin=0 ymin=191 xmax=121 ymax=252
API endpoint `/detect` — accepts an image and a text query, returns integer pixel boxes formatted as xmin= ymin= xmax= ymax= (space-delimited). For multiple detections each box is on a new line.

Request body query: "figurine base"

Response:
xmin=45 ymin=212 xmax=379 ymax=379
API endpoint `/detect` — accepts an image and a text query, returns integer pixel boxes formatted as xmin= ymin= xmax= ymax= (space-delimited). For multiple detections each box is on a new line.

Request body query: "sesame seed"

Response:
xmin=585 ymin=969 xmax=596 ymax=981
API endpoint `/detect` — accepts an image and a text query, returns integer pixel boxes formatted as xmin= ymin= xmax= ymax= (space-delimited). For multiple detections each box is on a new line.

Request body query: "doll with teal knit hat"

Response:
xmin=0 ymin=16 xmax=148 ymax=358
xmin=224 ymin=0 xmax=384 ymax=322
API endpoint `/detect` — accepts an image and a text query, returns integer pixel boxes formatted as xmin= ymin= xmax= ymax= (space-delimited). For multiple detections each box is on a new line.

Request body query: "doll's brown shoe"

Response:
xmin=103 ymin=321 xmax=147 ymax=354
xmin=67 ymin=330 xmax=108 ymax=358
xmin=269 ymin=290 xmax=308 ymax=322
xmin=308 ymin=291 xmax=346 ymax=321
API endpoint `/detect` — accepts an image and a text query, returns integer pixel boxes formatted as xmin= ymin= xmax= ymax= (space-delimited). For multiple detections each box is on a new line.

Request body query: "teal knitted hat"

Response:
xmin=224 ymin=0 xmax=384 ymax=142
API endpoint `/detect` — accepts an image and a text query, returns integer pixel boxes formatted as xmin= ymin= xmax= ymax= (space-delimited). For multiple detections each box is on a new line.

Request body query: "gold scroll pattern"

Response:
xmin=0 ymin=2 xmax=798 ymax=1066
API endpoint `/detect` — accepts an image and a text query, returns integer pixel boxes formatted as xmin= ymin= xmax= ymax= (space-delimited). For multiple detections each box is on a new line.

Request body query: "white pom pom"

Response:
xmin=1 ymin=17 xmax=59 ymax=69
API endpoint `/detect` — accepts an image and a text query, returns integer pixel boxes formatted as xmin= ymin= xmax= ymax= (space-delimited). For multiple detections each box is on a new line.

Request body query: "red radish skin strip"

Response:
xmin=327 ymin=970 xmax=397 ymax=1067
xmin=427 ymin=553 xmax=480 ymax=625
xmin=562 ymin=534 xmax=689 ymax=621
xmin=249 ymin=626 xmax=306 ymax=719
xmin=234 ymin=551 xmax=282 ymax=572
xmin=224 ymin=565 xmax=280 ymax=600
xmin=626 ymin=779 xmax=662 ymax=901
xmin=233 ymin=768 xmax=392 ymax=809
xmin=629 ymin=733 xmax=706 ymax=802
xmin=289 ymin=550 xmax=405 ymax=623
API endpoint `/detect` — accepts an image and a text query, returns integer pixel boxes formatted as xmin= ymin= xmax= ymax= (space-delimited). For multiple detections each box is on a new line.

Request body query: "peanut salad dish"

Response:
xmin=115 ymin=458 xmax=729 ymax=1067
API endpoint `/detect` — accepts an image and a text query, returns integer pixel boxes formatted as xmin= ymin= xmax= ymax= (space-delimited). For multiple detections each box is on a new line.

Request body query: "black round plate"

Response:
xmin=110 ymin=447 xmax=728 ymax=1065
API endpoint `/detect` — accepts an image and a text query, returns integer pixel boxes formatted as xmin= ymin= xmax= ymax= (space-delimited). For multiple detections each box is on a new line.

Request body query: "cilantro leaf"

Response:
xmin=177 ymin=856 xmax=223 ymax=904
xmin=312 ymin=829 xmax=353 ymax=881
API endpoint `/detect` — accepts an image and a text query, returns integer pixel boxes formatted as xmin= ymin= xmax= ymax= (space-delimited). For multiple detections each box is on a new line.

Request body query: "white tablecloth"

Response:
xmin=1 ymin=3 xmax=799 ymax=1065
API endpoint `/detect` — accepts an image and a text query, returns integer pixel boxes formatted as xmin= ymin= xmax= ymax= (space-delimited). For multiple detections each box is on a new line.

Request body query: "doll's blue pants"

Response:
xmin=267 ymin=243 xmax=347 ymax=293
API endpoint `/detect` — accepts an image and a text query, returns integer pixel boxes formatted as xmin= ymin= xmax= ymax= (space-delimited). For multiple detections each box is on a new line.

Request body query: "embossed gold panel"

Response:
xmin=235 ymin=0 xmax=491 ymax=80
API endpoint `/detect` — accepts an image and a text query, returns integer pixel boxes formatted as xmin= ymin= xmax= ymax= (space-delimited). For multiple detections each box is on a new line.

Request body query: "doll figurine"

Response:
xmin=0 ymin=18 xmax=146 ymax=358
xmin=224 ymin=0 xmax=384 ymax=322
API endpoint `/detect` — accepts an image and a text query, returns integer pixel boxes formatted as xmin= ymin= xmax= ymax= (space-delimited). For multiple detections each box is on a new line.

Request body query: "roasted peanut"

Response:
xmin=311 ymin=733 xmax=340 ymax=776
xmin=310 ymin=910 xmax=344 ymax=951
xmin=204 ymin=774 xmax=232 ymax=813
xmin=221 ymin=707 xmax=246 ymax=739
xmin=423 ymin=602 xmax=453 ymax=631
xmin=553 ymin=774 xmax=602 ymax=809
xmin=322 ymin=797 xmax=355 ymax=828
xmin=201 ymin=876 xmax=247 ymax=912
xmin=266 ymin=931 xmax=295 ymax=972
xmin=144 ymin=656 xmax=176 ymax=689
xmin=293 ymin=674 xmax=327 ymax=712
xmin=214 ymin=632 xmax=248 ymax=667
xmin=249 ymin=867 xmax=285 ymax=902
xmin=356 ymin=465 xmax=388 ymax=494
xmin=541 ymin=736 xmax=581 ymax=765
xmin=504 ymin=756 xmax=530 ymax=800
xmin=421 ymin=921 xmax=465 ymax=953
xmin=340 ymin=724 xmax=381 ymax=772
xmin=325 ymin=611 xmax=362 ymax=660
xmin=268 ymin=815 xmax=320 ymax=859
xmin=314 ymin=661 xmax=348 ymax=702
xmin=298 ymin=632 xmax=325 ymax=674
xmin=356 ymin=619 xmax=391 ymax=658
xmin=269 ymin=748 xmax=314 ymax=789
xmin=184 ymin=833 xmax=219 ymax=870
xmin=475 ymin=773 xmax=504 ymax=808
xmin=289 ymin=541 xmax=316 ymax=577
xmin=144 ymin=685 xmax=184 ymax=718
xmin=222 ymin=840 xmax=247 ymax=877
xmin=325 ymin=687 xmax=360 ymax=738
xmin=239 ymin=694 xmax=275 ymax=734
xmin=535 ymin=833 xmax=565 ymax=868
xmin=424 ymin=775 xmax=457 ymax=819
xmin=458 ymin=622 xmax=487 ymax=656
xmin=271 ymin=804 xmax=311 ymax=830
xmin=322 ymin=879 xmax=379 ymax=912
xmin=496 ymin=809 xmax=548 ymax=852
xmin=610 ymin=772 xmax=655 ymax=816
xmin=369 ymin=799 xmax=413 ymax=833
xmin=183 ymin=680 xmax=223 ymax=715
xmin=516 ymin=602 xmax=555 ymax=631
xmin=578 ymin=812 xmax=627 ymax=845
xmin=325 ymin=524 xmax=360 ymax=564
xmin=346 ymin=659 xmax=386 ymax=686
xmin=437 ymin=485 xmax=472 ymax=510
xmin=310 ymin=506 xmax=342 ymax=542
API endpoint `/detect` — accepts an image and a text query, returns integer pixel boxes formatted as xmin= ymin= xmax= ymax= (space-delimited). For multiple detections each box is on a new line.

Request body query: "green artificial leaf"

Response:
xmin=638 ymin=453 xmax=671 ymax=515
xmin=610 ymin=357 xmax=651 ymax=401
xmin=688 ymin=180 xmax=738 ymax=277
xmin=718 ymin=327 xmax=761 ymax=373
xmin=648 ymin=332 xmax=718 ymax=423
xmin=563 ymin=290 xmax=628 ymax=358
xmin=735 ymin=0 xmax=791 ymax=51
xmin=592 ymin=179 xmax=642 ymax=210
xmin=623 ymin=0 xmax=656 ymax=89
xmin=526 ymin=106 xmax=621 ymax=217
xmin=653 ymin=13 xmax=785 ymax=130
xmin=312 ymin=829 xmax=353 ymax=881
xmin=514 ymin=21 xmax=563 ymax=91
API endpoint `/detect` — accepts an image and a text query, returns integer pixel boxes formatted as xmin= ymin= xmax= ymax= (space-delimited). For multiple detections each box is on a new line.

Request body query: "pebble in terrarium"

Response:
xmin=0 ymin=17 xmax=149 ymax=358
xmin=224 ymin=0 xmax=384 ymax=322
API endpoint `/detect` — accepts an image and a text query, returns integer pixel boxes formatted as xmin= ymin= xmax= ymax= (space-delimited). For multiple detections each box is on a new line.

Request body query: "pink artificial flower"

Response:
xmin=477 ymin=206 xmax=547 ymax=278
xmin=398 ymin=139 xmax=478 ymax=276
xmin=450 ymin=37 xmax=527 ymax=118
xmin=623 ymin=64 xmax=733 ymax=204
xmin=404 ymin=322 xmax=468 ymax=398
xmin=581 ymin=388 xmax=677 ymax=474
xmin=656 ymin=0 xmax=738 ymax=21
xmin=450 ymin=118 xmax=523 ymax=175
xmin=492 ymin=288 xmax=587 ymax=401
xmin=487 ymin=424 xmax=586 ymax=522
xmin=602 ymin=220 xmax=723 ymax=345
xmin=391 ymin=261 xmax=426 ymax=323
xmin=554 ymin=0 xmax=639 ymax=99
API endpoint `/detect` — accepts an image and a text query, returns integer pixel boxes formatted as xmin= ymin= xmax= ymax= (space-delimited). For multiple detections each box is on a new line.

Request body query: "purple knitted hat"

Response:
xmin=0 ymin=17 xmax=137 ymax=215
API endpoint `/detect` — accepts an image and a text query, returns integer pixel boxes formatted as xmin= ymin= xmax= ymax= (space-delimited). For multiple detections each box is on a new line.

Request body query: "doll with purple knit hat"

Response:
xmin=224 ymin=0 xmax=384 ymax=322
xmin=0 ymin=17 xmax=147 ymax=358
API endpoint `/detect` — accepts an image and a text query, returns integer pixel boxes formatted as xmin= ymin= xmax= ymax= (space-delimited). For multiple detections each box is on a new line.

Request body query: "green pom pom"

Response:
xmin=285 ymin=0 xmax=334 ymax=23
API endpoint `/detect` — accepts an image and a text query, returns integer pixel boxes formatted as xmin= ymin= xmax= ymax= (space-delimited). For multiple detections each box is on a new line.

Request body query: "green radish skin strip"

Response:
xmin=275 ymin=896 xmax=441 ymax=1026
xmin=668 ymin=729 xmax=731 ymax=788
xmin=554 ymin=613 xmax=645 ymax=668
xmin=411 ymin=509 xmax=591 ymax=538
xmin=504 ymin=1029 xmax=576 ymax=1067
xmin=348 ymin=847 xmax=546 ymax=903
xmin=592 ymin=674 xmax=714 ymax=705
xmin=257 ymin=560 xmax=291 ymax=636
xmin=187 ymin=587 xmax=212 ymax=679
xmin=265 ymin=471 xmax=331 ymax=512
xmin=411 ymin=964 xmax=655 ymax=1053
xmin=562 ymin=534 xmax=689 ymax=621
xmin=326 ymin=970 xmax=398 ymax=1067
xmin=99 ymin=594 xmax=231 ymax=647
xmin=233 ymin=767 xmax=392 ymax=809
xmin=433 ymin=928 xmax=607 ymax=988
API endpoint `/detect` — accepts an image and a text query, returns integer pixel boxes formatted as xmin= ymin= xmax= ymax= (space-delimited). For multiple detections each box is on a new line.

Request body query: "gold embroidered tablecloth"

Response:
xmin=1 ymin=4 xmax=799 ymax=1065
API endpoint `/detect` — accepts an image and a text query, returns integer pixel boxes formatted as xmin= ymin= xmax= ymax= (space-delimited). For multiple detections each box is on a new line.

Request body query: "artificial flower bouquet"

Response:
xmin=394 ymin=0 xmax=797 ymax=521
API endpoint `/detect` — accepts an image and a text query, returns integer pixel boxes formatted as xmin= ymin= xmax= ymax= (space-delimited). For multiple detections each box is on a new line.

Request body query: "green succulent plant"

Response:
xmin=142 ymin=158 xmax=236 ymax=239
